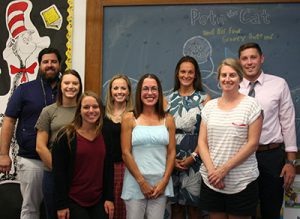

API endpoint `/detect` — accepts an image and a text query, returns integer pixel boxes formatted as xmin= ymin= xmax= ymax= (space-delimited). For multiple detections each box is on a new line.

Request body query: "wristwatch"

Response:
xmin=191 ymin=152 xmax=199 ymax=161
xmin=286 ymin=159 xmax=298 ymax=167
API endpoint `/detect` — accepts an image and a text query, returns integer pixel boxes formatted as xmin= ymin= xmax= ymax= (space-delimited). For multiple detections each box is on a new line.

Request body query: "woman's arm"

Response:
xmin=198 ymin=120 xmax=225 ymax=189
xmin=197 ymin=121 xmax=217 ymax=175
xmin=179 ymin=94 xmax=212 ymax=169
xmin=208 ymin=114 xmax=263 ymax=186
xmin=121 ymin=112 xmax=154 ymax=198
xmin=152 ymin=114 xmax=176 ymax=198
xmin=36 ymin=130 xmax=52 ymax=169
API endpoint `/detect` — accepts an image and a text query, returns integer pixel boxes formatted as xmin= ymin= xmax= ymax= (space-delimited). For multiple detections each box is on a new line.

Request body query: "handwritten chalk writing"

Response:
xmin=248 ymin=33 xmax=264 ymax=40
xmin=203 ymin=28 xmax=215 ymax=36
xmin=217 ymin=28 xmax=226 ymax=35
xmin=228 ymin=27 xmax=241 ymax=34
xmin=191 ymin=9 xmax=226 ymax=26
xmin=222 ymin=35 xmax=247 ymax=43
xmin=191 ymin=9 xmax=271 ymax=26
xmin=203 ymin=27 xmax=242 ymax=36
xmin=240 ymin=9 xmax=271 ymax=24
xmin=264 ymin=33 xmax=274 ymax=40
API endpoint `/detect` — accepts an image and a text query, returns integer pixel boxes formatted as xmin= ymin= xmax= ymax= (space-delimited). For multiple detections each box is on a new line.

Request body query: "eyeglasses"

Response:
xmin=142 ymin=86 xmax=158 ymax=93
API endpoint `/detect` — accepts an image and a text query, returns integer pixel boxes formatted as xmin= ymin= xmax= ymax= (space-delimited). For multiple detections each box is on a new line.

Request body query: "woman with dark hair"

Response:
xmin=166 ymin=56 xmax=211 ymax=219
xmin=102 ymin=74 xmax=133 ymax=219
xmin=36 ymin=69 xmax=82 ymax=219
xmin=121 ymin=74 xmax=176 ymax=219
xmin=52 ymin=91 xmax=114 ymax=219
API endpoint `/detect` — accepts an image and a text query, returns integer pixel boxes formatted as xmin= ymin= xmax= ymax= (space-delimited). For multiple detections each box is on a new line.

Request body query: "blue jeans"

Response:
xmin=42 ymin=170 xmax=57 ymax=219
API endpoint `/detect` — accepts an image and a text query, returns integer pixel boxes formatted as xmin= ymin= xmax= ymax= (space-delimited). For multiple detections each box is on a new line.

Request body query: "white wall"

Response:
xmin=72 ymin=0 xmax=86 ymax=86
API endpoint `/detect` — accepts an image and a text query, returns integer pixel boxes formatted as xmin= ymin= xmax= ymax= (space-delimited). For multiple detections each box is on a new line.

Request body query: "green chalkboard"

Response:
xmin=102 ymin=2 xmax=300 ymax=143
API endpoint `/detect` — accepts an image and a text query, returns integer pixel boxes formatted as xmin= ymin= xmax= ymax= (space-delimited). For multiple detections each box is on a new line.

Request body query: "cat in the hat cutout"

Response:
xmin=3 ymin=0 xmax=50 ymax=96
xmin=0 ymin=0 xmax=50 ymax=182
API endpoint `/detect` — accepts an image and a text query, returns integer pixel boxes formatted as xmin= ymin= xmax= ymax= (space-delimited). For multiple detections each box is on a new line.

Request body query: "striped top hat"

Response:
xmin=7 ymin=1 xmax=29 ymax=39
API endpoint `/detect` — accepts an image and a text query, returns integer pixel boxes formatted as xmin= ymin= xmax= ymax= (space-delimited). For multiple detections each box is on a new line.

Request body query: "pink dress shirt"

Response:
xmin=239 ymin=72 xmax=298 ymax=152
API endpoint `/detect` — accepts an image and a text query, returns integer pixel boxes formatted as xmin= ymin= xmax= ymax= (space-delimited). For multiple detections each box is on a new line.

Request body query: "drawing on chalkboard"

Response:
xmin=183 ymin=35 xmax=220 ymax=96
xmin=183 ymin=36 xmax=212 ymax=65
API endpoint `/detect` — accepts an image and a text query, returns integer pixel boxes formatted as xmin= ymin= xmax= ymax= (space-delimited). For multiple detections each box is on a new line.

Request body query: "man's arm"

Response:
xmin=279 ymin=80 xmax=298 ymax=190
xmin=0 ymin=116 xmax=17 ymax=173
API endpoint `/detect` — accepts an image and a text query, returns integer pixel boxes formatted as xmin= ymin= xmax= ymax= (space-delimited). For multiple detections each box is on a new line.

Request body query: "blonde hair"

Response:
xmin=217 ymin=58 xmax=243 ymax=82
xmin=105 ymin=74 xmax=133 ymax=120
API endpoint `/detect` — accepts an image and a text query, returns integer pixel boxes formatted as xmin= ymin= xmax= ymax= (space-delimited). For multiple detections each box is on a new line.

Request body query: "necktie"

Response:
xmin=248 ymin=81 xmax=257 ymax=97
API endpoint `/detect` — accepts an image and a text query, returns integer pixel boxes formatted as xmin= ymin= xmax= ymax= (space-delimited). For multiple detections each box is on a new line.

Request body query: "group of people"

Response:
xmin=0 ymin=42 xmax=297 ymax=219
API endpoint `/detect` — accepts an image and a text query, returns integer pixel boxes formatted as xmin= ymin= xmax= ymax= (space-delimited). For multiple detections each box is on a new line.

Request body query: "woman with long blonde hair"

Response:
xmin=102 ymin=74 xmax=133 ymax=219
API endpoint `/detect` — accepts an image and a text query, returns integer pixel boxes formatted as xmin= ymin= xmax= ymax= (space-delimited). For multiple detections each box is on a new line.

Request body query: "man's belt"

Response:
xmin=257 ymin=143 xmax=281 ymax=152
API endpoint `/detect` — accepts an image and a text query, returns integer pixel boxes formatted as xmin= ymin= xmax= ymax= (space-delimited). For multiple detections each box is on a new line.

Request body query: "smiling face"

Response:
xmin=141 ymin=78 xmax=159 ymax=107
xmin=80 ymin=96 xmax=101 ymax=125
xmin=61 ymin=74 xmax=80 ymax=101
xmin=239 ymin=48 xmax=264 ymax=81
xmin=219 ymin=65 xmax=241 ymax=92
xmin=177 ymin=61 xmax=196 ymax=89
xmin=111 ymin=78 xmax=129 ymax=104
xmin=39 ymin=53 xmax=61 ymax=82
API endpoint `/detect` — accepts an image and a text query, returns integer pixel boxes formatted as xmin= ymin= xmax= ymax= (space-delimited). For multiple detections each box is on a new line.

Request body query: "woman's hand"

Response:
xmin=180 ymin=156 xmax=194 ymax=168
xmin=138 ymin=179 xmax=154 ymax=199
xmin=104 ymin=200 xmax=114 ymax=219
xmin=208 ymin=166 xmax=228 ymax=188
xmin=174 ymin=159 xmax=188 ymax=171
xmin=152 ymin=178 xmax=168 ymax=199
xmin=57 ymin=208 xmax=70 ymax=219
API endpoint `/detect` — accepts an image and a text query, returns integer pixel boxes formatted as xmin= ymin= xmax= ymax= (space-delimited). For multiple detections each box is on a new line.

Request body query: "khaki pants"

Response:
xmin=17 ymin=157 xmax=43 ymax=219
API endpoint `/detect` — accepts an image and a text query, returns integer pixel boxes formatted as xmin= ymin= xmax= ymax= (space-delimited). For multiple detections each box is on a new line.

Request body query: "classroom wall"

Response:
xmin=72 ymin=0 xmax=86 ymax=85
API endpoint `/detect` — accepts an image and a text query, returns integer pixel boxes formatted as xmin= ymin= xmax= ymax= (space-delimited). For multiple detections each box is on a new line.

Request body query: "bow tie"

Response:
xmin=10 ymin=62 xmax=37 ymax=83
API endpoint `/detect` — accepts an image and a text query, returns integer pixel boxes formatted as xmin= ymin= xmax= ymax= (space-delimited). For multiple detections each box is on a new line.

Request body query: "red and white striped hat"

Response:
xmin=6 ymin=1 xmax=28 ymax=39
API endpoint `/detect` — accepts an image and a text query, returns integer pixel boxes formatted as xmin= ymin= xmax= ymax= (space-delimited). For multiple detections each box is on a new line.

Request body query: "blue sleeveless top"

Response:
xmin=121 ymin=123 xmax=174 ymax=200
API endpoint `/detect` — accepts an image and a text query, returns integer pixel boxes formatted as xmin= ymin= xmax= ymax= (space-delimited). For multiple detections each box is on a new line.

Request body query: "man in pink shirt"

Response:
xmin=239 ymin=42 xmax=298 ymax=219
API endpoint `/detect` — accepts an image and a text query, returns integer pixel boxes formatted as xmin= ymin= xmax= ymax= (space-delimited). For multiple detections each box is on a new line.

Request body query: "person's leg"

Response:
xmin=124 ymin=199 xmax=146 ymax=219
xmin=171 ymin=203 xmax=185 ymax=219
xmin=187 ymin=206 xmax=201 ymax=219
xmin=113 ymin=162 xmax=126 ymax=219
xmin=69 ymin=200 xmax=90 ymax=219
xmin=146 ymin=196 xmax=167 ymax=219
xmin=209 ymin=212 xmax=228 ymax=219
xmin=42 ymin=170 xmax=56 ymax=219
xmin=256 ymin=148 xmax=285 ymax=219
xmin=89 ymin=198 xmax=108 ymax=219
xmin=226 ymin=180 xmax=258 ymax=218
xmin=199 ymin=181 xmax=225 ymax=215
xmin=228 ymin=215 xmax=250 ymax=219
xmin=18 ymin=157 xmax=44 ymax=219
xmin=258 ymin=171 xmax=283 ymax=219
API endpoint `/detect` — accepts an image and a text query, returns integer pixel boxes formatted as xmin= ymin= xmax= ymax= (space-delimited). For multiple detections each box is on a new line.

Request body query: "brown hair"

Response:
xmin=238 ymin=42 xmax=263 ymax=57
xmin=56 ymin=91 xmax=104 ymax=145
xmin=173 ymin=56 xmax=204 ymax=91
xmin=134 ymin=74 xmax=165 ymax=120
xmin=56 ymin=69 xmax=82 ymax=106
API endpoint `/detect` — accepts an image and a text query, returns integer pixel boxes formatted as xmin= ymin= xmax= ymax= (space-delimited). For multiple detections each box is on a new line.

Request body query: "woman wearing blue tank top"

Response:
xmin=121 ymin=74 xmax=176 ymax=219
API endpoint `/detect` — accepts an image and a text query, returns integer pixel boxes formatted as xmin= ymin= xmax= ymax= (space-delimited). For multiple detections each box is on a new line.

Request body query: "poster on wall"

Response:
xmin=0 ymin=0 xmax=73 ymax=183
